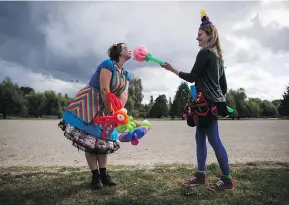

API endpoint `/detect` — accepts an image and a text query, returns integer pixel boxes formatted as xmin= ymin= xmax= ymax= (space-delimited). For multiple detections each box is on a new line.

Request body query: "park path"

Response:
xmin=0 ymin=119 xmax=288 ymax=167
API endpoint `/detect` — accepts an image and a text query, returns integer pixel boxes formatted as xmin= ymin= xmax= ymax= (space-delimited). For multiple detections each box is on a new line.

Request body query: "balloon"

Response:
xmin=141 ymin=120 xmax=152 ymax=130
xmin=201 ymin=9 xmax=206 ymax=15
xmin=133 ymin=45 xmax=165 ymax=65
xmin=116 ymin=125 xmax=127 ymax=133
xmin=129 ymin=122 xmax=136 ymax=129
xmin=131 ymin=139 xmax=139 ymax=145
xmin=119 ymin=131 xmax=133 ymax=142
xmin=133 ymin=120 xmax=141 ymax=127
xmin=133 ymin=45 xmax=148 ymax=62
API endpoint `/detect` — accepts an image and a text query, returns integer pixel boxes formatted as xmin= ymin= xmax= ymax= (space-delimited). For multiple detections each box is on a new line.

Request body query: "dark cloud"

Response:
xmin=0 ymin=1 xmax=283 ymax=89
xmin=0 ymin=2 xmax=103 ymax=83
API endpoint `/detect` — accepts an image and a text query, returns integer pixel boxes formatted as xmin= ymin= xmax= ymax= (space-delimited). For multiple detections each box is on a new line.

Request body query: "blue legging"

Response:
xmin=195 ymin=120 xmax=230 ymax=175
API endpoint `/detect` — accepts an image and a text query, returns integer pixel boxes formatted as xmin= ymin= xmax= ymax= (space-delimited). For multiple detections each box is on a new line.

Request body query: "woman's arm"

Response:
xmin=219 ymin=71 xmax=227 ymax=95
xmin=161 ymin=48 xmax=210 ymax=83
xmin=99 ymin=68 xmax=114 ymax=114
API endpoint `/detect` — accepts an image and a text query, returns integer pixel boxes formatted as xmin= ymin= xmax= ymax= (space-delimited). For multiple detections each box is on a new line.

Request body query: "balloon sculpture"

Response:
xmin=92 ymin=92 xmax=152 ymax=144
xmin=93 ymin=92 xmax=129 ymax=140
xmin=117 ymin=117 xmax=152 ymax=145
xmin=133 ymin=45 xmax=165 ymax=65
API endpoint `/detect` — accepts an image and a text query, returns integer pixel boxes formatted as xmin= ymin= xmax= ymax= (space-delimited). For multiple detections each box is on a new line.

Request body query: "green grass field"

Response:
xmin=1 ymin=161 xmax=288 ymax=205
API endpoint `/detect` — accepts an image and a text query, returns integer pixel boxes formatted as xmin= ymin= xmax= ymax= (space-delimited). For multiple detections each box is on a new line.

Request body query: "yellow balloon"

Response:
xmin=200 ymin=9 xmax=206 ymax=15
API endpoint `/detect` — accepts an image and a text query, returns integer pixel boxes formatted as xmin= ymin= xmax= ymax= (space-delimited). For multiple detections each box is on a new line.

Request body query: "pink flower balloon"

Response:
xmin=133 ymin=45 xmax=148 ymax=62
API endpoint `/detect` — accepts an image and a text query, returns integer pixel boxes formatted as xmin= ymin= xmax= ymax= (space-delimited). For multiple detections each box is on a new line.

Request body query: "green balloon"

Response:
xmin=141 ymin=120 xmax=152 ymax=129
xmin=145 ymin=53 xmax=165 ymax=65
xmin=129 ymin=122 xmax=136 ymax=129
xmin=226 ymin=106 xmax=234 ymax=113
xmin=127 ymin=124 xmax=133 ymax=131
xmin=116 ymin=125 xmax=127 ymax=133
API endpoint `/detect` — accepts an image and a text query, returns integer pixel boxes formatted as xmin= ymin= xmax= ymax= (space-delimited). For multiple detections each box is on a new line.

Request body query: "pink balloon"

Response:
xmin=131 ymin=139 xmax=139 ymax=145
xmin=133 ymin=45 xmax=149 ymax=62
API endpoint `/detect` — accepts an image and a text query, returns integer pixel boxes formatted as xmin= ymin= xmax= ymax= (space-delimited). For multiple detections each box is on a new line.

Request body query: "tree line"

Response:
xmin=1 ymin=76 xmax=289 ymax=119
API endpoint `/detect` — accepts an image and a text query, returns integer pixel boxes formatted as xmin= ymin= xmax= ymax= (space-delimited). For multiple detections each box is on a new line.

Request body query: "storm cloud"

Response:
xmin=1 ymin=1 xmax=289 ymax=101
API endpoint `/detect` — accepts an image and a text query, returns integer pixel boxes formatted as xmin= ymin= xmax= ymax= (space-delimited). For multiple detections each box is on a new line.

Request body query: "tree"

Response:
xmin=128 ymin=77 xmax=144 ymax=107
xmin=20 ymin=86 xmax=35 ymax=95
xmin=170 ymin=82 xmax=190 ymax=118
xmin=278 ymin=85 xmax=289 ymax=116
xmin=272 ymin=99 xmax=282 ymax=108
xmin=0 ymin=77 xmax=27 ymax=118
xmin=247 ymin=98 xmax=260 ymax=118
xmin=42 ymin=90 xmax=62 ymax=117
xmin=127 ymin=76 xmax=144 ymax=117
xmin=229 ymin=88 xmax=247 ymax=118
xmin=149 ymin=94 xmax=168 ymax=118
xmin=25 ymin=92 xmax=46 ymax=117
xmin=226 ymin=90 xmax=238 ymax=118
xmin=259 ymin=100 xmax=278 ymax=117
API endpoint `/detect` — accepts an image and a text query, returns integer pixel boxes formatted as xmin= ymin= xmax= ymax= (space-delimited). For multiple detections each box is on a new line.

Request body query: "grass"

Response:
xmin=1 ymin=161 xmax=289 ymax=205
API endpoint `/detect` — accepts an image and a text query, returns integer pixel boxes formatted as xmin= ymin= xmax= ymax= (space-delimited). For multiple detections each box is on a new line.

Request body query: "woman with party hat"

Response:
xmin=160 ymin=10 xmax=233 ymax=191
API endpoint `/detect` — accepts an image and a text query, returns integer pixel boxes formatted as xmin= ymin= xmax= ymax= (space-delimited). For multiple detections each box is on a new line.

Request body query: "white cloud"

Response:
xmin=133 ymin=66 xmax=187 ymax=103
xmin=226 ymin=63 xmax=289 ymax=100
xmin=0 ymin=59 xmax=85 ymax=96
xmin=285 ymin=62 xmax=289 ymax=68
xmin=259 ymin=1 xmax=289 ymax=27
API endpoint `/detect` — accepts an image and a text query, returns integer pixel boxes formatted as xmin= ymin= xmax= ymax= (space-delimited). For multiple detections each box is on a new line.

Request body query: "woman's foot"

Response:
xmin=184 ymin=171 xmax=207 ymax=186
xmin=208 ymin=176 xmax=233 ymax=191
xmin=90 ymin=172 xmax=103 ymax=190
xmin=100 ymin=173 xmax=117 ymax=186
xmin=99 ymin=168 xmax=117 ymax=186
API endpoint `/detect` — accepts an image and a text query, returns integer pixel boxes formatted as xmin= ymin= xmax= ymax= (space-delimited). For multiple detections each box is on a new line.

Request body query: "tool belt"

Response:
xmin=184 ymin=92 xmax=218 ymax=128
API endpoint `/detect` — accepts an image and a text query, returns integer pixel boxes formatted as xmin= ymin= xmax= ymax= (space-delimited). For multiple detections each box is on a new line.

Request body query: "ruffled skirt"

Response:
xmin=58 ymin=119 xmax=120 ymax=154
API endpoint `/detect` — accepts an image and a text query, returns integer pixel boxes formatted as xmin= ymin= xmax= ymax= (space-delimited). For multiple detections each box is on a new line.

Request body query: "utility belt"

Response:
xmin=184 ymin=92 xmax=219 ymax=128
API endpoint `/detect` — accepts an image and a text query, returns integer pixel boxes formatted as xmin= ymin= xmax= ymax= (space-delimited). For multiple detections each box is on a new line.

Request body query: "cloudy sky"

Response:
xmin=0 ymin=1 xmax=289 ymax=103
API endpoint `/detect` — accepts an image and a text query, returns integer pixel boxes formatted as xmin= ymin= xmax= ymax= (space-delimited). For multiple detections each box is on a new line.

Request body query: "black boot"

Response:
xmin=100 ymin=168 xmax=117 ymax=186
xmin=90 ymin=169 xmax=103 ymax=190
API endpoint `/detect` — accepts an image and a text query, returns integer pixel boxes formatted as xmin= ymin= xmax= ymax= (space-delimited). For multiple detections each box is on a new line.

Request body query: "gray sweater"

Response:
xmin=179 ymin=48 xmax=227 ymax=104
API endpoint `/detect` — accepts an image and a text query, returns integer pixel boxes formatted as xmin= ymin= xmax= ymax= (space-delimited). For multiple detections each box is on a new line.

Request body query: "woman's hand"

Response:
xmin=160 ymin=62 xmax=174 ymax=71
xmin=160 ymin=62 xmax=180 ymax=76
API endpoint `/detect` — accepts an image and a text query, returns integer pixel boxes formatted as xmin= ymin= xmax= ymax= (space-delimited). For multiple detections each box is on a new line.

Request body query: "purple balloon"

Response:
xmin=119 ymin=131 xmax=133 ymax=142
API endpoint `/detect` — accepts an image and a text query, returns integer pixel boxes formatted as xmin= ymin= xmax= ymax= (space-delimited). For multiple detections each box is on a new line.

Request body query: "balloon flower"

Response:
xmin=133 ymin=45 xmax=165 ymax=65
xmin=93 ymin=92 xmax=129 ymax=140
xmin=117 ymin=117 xmax=152 ymax=146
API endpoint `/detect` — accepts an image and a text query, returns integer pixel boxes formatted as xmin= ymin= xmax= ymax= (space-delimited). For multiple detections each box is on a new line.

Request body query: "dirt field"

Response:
xmin=0 ymin=119 xmax=288 ymax=167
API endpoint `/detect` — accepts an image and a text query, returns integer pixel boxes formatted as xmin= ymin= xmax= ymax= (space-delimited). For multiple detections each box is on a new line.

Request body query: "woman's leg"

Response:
xmin=205 ymin=120 xmax=230 ymax=176
xmin=195 ymin=126 xmax=207 ymax=172
xmin=85 ymin=152 xmax=103 ymax=189
xmin=205 ymin=120 xmax=233 ymax=190
xmin=97 ymin=154 xmax=116 ymax=186
xmin=184 ymin=126 xmax=207 ymax=186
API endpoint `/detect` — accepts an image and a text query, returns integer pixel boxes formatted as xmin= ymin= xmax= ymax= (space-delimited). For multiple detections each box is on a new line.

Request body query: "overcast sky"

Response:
xmin=1 ymin=1 xmax=289 ymax=103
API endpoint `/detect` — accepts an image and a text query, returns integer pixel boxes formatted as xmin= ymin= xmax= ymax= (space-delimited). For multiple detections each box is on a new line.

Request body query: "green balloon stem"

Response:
xmin=226 ymin=106 xmax=234 ymax=113
xmin=145 ymin=53 xmax=165 ymax=65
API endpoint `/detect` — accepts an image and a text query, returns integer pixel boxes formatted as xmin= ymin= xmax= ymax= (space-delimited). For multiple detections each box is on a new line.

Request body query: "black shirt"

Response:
xmin=179 ymin=48 xmax=227 ymax=104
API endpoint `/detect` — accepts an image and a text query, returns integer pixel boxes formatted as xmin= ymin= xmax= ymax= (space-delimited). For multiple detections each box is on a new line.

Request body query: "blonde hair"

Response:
xmin=199 ymin=24 xmax=223 ymax=59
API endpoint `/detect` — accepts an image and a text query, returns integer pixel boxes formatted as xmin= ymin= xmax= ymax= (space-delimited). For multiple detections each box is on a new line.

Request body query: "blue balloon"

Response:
xmin=190 ymin=84 xmax=197 ymax=100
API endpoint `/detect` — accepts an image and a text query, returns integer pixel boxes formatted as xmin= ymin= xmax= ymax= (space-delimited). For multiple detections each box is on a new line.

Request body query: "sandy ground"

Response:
xmin=0 ymin=119 xmax=289 ymax=167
